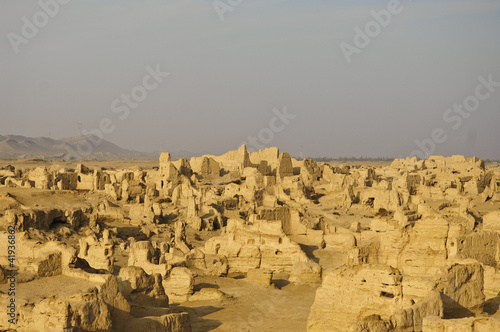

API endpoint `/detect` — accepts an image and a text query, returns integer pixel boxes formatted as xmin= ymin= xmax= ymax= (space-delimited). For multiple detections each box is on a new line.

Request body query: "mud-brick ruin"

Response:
xmin=1 ymin=145 xmax=500 ymax=331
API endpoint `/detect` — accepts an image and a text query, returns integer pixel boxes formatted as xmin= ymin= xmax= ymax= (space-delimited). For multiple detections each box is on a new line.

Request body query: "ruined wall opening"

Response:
xmin=380 ymin=291 xmax=394 ymax=299
xmin=50 ymin=217 xmax=70 ymax=229
xmin=365 ymin=197 xmax=375 ymax=208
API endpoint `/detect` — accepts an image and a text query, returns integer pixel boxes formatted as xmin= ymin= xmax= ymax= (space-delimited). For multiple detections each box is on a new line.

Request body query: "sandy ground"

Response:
xmin=173 ymin=275 xmax=319 ymax=332
xmin=0 ymin=275 xmax=102 ymax=304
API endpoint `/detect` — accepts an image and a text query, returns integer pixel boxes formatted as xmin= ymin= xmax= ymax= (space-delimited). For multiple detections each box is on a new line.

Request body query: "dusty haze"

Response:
xmin=1 ymin=0 xmax=499 ymax=159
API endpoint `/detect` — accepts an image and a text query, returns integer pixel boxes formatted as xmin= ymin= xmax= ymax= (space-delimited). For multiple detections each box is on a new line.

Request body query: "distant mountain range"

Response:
xmin=0 ymin=135 xmax=160 ymax=160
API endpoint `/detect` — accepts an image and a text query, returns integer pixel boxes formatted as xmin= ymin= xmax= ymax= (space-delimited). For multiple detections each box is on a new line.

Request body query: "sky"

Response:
xmin=1 ymin=0 xmax=499 ymax=159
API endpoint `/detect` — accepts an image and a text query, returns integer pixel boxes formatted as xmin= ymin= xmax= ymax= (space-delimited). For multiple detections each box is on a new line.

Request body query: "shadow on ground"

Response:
xmin=484 ymin=293 xmax=500 ymax=316
xmin=171 ymin=305 xmax=223 ymax=332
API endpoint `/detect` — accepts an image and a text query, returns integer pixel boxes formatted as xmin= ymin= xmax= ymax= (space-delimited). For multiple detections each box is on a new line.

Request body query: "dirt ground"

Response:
xmin=173 ymin=275 xmax=319 ymax=332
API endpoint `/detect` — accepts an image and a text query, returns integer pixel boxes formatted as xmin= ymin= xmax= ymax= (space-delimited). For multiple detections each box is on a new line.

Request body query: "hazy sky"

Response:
xmin=1 ymin=0 xmax=499 ymax=159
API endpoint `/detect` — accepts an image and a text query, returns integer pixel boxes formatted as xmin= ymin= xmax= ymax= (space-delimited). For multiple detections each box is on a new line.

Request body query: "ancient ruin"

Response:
xmin=1 ymin=147 xmax=500 ymax=331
